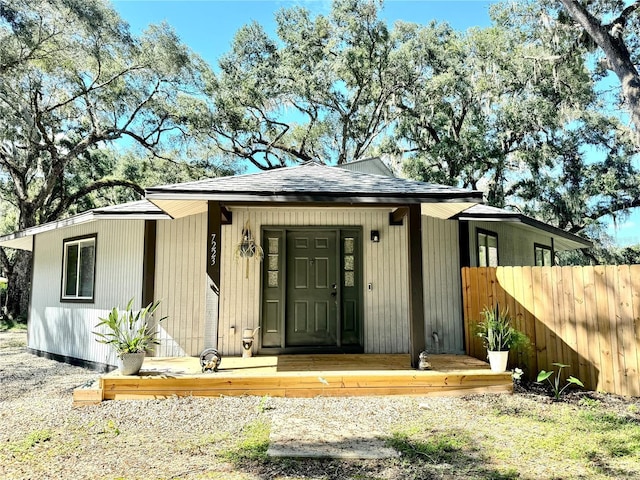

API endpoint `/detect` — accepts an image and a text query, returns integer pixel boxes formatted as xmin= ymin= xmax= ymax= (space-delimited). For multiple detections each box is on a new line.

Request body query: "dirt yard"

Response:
xmin=1 ymin=330 xmax=640 ymax=480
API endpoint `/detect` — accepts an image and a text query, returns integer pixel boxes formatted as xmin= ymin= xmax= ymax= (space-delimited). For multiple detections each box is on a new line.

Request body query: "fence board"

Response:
xmin=632 ymin=265 xmax=640 ymax=397
xmin=582 ymin=266 xmax=600 ymax=390
xmin=462 ymin=265 xmax=640 ymax=397
xmin=519 ymin=267 xmax=538 ymax=375
xmin=572 ymin=267 xmax=590 ymax=387
xmin=618 ymin=266 xmax=638 ymax=397
xmin=605 ymin=265 xmax=622 ymax=395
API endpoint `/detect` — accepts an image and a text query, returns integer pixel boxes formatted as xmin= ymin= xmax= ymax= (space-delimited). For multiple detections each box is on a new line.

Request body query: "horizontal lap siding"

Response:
xmin=29 ymin=220 xmax=145 ymax=366
xmin=154 ymin=213 xmax=206 ymax=357
xmin=218 ymin=207 xmax=410 ymax=356
xmin=422 ymin=216 xmax=464 ymax=354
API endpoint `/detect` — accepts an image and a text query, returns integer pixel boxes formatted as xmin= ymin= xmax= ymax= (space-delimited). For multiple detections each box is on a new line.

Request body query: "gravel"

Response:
xmin=5 ymin=330 xmax=638 ymax=480
xmin=0 ymin=331 xmax=424 ymax=479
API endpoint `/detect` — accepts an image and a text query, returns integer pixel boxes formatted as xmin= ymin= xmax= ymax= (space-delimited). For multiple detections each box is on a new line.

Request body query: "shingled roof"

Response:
xmin=145 ymin=162 xmax=483 ymax=204
xmin=0 ymin=200 xmax=169 ymax=251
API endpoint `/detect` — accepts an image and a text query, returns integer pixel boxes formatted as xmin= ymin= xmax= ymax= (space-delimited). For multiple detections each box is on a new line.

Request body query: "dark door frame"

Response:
xmin=259 ymin=226 xmax=363 ymax=354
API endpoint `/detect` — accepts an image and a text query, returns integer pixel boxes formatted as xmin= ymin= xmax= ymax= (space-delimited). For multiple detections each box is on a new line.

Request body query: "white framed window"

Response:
xmin=477 ymin=229 xmax=498 ymax=267
xmin=61 ymin=234 xmax=96 ymax=302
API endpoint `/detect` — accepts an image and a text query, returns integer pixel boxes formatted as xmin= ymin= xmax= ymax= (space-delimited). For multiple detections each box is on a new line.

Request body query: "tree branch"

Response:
xmin=45 ymin=179 xmax=145 ymax=222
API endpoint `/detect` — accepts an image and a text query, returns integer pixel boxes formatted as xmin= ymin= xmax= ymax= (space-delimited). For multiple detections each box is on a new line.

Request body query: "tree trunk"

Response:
xmin=1 ymin=202 xmax=37 ymax=320
xmin=559 ymin=0 xmax=640 ymax=141
xmin=2 ymin=249 xmax=32 ymax=320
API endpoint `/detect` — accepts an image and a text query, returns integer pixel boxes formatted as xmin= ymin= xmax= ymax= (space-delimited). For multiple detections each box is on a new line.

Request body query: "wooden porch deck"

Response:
xmin=73 ymin=354 xmax=512 ymax=406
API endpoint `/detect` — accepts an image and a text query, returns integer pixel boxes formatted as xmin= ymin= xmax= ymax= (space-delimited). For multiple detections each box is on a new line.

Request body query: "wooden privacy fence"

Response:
xmin=462 ymin=266 xmax=640 ymax=397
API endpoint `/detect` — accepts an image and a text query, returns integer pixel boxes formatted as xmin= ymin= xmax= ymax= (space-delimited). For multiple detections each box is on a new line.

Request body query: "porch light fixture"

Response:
xmin=371 ymin=230 xmax=380 ymax=243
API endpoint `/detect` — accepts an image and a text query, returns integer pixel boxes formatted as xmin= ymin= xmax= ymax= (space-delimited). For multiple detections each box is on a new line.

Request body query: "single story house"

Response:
xmin=0 ymin=160 xmax=591 ymax=370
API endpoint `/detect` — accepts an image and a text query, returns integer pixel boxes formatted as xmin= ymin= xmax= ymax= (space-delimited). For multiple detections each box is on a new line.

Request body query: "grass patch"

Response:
xmin=3 ymin=338 xmax=26 ymax=348
xmin=4 ymin=429 xmax=53 ymax=460
xmin=173 ymin=432 xmax=234 ymax=455
xmin=386 ymin=395 xmax=640 ymax=479
xmin=220 ymin=418 xmax=270 ymax=463
xmin=2 ymin=428 xmax=84 ymax=465
xmin=579 ymin=410 xmax=638 ymax=432
xmin=387 ymin=430 xmax=470 ymax=463
xmin=0 ymin=317 xmax=27 ymax=332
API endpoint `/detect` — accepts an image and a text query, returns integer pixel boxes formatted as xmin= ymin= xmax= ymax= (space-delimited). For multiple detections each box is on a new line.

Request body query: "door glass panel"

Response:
xmin=344 ymin=255 xmax=354 ymax=271
xmin=344 ymin=271 xmax=355 ymax=287
xmin=343 ymin=238 xmax=355 ymax=287
xmin=268 ymin=237 xmax=279 ymax=254
xmin=266 ymin=238 xmax=279 ymax=288
xmin=344 ymin=238 xmax=354 ymax=254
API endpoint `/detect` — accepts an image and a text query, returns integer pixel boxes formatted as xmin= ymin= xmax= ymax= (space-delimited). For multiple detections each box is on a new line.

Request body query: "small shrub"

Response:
xmin=93 ymin=298 xmax=165 ymax=356
xmin=474 ymin=304 xmax=529 ymax=352
xmin=537 ymin=363 xmax=584 ymax=400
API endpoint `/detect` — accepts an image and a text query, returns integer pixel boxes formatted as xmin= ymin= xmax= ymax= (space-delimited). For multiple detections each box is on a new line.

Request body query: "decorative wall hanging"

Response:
xmin=234 ymin=219 xmax=264 ymax=278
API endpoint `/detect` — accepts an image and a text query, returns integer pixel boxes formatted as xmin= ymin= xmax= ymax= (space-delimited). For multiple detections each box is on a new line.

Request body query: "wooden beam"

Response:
xmin=207 ymin=201 xmax=221 ymax=295
xmin=389 ymin=207 xmax=409 ymax=226
xmin=408 ymin=204 xmax=426 ymax=368
xmin=207 ymin=201 xmax=222 ymax=351
xmin=72 ymin=387 xmax=103 ymax=407
xmin=458 ymin=220 xmax=470 ymax=268
xmin=142 ymin=220 xmax=157 ymax=307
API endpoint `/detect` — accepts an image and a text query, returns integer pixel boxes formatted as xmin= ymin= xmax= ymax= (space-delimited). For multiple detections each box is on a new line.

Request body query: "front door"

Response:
xmin=261 ymin=227 xmax=362 ymax=351
xmin=286 ymin=230 xmax=338 ymax=346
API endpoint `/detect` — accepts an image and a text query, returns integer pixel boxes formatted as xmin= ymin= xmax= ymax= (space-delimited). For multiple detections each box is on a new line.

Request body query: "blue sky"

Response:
xmin=112 ymin=0 xmax=496 ymax=65
xmin=110 ymin=0 xmax=639 ymax=247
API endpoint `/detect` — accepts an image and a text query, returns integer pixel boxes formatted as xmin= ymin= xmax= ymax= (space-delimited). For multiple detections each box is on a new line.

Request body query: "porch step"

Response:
xmin=96 ymin=354 xmax=513 ymax=401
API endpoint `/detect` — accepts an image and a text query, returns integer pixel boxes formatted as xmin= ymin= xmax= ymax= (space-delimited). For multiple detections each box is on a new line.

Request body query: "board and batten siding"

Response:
xmin=29 ymin=220 xmax=146 ymax=367
xmin=218 ymin=207 xmax=411 ymax=356
xmin=421 ymin=215 xmax=465 ymax=354
xmin=467 ymin=221 xmax=553 ymax=267
xmin=153 ymin=213 xmax=208 ymax=357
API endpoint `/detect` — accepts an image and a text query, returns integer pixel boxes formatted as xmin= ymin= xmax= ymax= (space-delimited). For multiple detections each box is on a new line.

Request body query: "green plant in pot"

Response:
xmin=93 ymin=298 xmax=165 ymax=375
xmin=475 ymin=304 xmax=529 ymax=372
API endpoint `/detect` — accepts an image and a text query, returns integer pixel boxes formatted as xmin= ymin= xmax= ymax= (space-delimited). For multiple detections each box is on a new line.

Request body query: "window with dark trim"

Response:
xmin=534 ymin=243 xmax=553 ymax=266
xmin=477 ymin=229 xmax=498 ymax=267
xmin=61 ymin=234 xmax=96 ymax=302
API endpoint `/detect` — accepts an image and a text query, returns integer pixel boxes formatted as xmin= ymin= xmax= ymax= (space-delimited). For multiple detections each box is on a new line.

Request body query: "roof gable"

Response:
xmin=335 ymin=157 xmax=394 ymax=177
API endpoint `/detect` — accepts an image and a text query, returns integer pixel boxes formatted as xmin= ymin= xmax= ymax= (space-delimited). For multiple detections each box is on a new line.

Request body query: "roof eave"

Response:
xmin=0 ymin=209 xmax=170 ymax=251
xmin=454 ymin=213 xmax=592 ymax=249
xmin=145 ymin=191 xmax=483 ymax=204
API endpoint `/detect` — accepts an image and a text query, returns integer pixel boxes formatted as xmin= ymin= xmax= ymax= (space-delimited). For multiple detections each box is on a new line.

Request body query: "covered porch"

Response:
xmin=73 ymin=353 xmax=513 ymax=406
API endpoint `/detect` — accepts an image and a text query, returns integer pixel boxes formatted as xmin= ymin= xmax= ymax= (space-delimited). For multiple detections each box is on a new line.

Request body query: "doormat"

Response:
xmin=266 ymin=413 xmax=400 ymax=459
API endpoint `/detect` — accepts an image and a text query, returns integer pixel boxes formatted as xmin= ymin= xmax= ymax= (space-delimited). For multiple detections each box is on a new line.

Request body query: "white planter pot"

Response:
xmin=487 ymin=350 xmax=509 ymax=373
xmin=117 ymin=352 xmax=146 ymax=375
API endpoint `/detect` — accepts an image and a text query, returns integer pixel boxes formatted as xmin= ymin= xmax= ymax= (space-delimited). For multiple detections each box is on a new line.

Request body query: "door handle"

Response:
xmin=330 ymin=283 xmax=337 ymax=297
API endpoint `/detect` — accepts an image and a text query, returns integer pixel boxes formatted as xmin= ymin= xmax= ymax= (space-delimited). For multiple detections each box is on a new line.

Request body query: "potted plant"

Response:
xmin=93 ymin=298 xmax=165 ymax=375
xmin=475 ymin=304 xmax=529 ymax=372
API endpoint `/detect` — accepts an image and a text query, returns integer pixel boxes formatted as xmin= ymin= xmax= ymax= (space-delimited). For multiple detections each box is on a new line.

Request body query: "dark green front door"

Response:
xmin=261 ymin=227 xmax=362 ymax=351
xmin=286 ymin=231 xmax=338 ymax=346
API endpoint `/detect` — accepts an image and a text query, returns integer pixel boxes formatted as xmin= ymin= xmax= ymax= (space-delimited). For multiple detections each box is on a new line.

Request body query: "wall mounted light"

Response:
xmin=371 ymin=230 xmax=380 ymax=243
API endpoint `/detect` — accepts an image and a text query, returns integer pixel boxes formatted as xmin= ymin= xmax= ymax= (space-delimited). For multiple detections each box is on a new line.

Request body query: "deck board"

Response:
xmin=74 ymin=354 xmax=512 ymax=406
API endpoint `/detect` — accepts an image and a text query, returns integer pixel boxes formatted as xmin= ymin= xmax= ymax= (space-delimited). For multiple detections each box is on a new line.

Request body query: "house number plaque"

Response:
xmin=210 ymin=233 xmax=217 ymax=267
xmin=207 ymin=201 xmax=222 ymax=296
